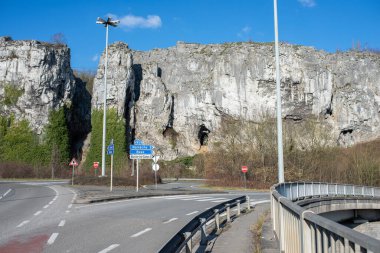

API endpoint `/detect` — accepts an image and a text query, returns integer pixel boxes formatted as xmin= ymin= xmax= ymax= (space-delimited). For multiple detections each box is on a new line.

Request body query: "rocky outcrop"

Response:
xmin=95 ymin=41 xmax=380 ymax=160
xmin=0 ymin=37 xmax=90 ymax=154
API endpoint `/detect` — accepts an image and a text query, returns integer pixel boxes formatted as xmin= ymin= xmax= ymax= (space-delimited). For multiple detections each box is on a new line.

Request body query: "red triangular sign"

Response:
xmin=69 ymin=158 xmax=78 ymax=166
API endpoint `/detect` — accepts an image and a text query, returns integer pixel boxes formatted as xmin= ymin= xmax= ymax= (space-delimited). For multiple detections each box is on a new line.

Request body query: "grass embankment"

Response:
xmin=251 ymin=211 xmax=270 ymax=253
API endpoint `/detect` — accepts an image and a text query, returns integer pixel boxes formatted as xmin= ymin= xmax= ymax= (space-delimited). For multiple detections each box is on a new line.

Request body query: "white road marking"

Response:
xmin=47 ymin=233 xmax=59 ymax=245
xmin=197 ymin=197 xmax=229 ymax=202
xmin=163 ymin=218 xmax=178 ymax=224
xmin=58 ymin=220 xmax=65 ymax=227
xmin=16 ymin=220 xmax=30 ymax=228
xmin=53 ymin=197 xmax=57 ymax=201
xmin=66 ymin=210 xmax=70 ymax=213
xmin=3 ymin=189 xmax=11 ymax=197
xmin=131 ymin=228 xmax=152 ymax=238
xmin=98 ymin=244 xmax=120 ymax=253
xmin=68 ymin=204 xmax=72 ymax=209
xmin=43 ymin=205 xmax=49 ymax=209
xmin=152 ymin=195 xmax=193 ymax=199
xmin=186 ymin=211 xmax=199 ymax=216
xmin=181 ymin=197 xmax=215 ymax=201
xmin=76 ymin=198 xmax=147 ymax=209
xmin=49 ymin=201 xmax=54 ymax=205
xmin=34 ymin=210 xmax=42 ymax=216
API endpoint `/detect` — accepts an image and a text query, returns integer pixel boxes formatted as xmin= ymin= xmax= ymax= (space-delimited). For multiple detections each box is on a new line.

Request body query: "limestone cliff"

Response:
xmin=95 ymin=41 xmax=380 ymax=160
xmin=0 ymin=36 xmax=90 ymax=155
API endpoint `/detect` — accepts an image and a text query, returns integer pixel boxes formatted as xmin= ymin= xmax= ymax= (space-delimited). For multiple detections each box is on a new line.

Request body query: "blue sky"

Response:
xmin=1 ymin=0 xmax=379 ymax=70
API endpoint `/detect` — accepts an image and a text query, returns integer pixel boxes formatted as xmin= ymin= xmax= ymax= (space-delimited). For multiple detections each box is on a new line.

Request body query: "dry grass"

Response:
xmin=251 ymin=211 xmax=270 ymax=253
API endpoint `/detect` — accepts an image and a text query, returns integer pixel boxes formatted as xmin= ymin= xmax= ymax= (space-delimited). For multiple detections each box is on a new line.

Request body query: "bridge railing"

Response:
xmin=158 ymin=195 xmax=251 ymax=253
xmin=271 ymin=182 xmax=380 ymax=253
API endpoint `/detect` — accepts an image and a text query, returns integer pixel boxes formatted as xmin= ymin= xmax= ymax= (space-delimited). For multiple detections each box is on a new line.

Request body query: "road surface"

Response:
xmin=0 ymin=180 xmax=269 ymax=252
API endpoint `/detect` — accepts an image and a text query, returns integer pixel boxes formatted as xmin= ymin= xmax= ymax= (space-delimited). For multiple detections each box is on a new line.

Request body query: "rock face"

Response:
xmin=0 ymin=37 xmax=90 ymax=153
xmin=94 ymin=41 xmax=380 ymax=160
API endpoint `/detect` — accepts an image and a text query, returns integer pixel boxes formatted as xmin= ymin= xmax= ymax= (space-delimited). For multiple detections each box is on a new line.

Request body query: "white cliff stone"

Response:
xmin=93 ymin=41 xmax=380 ymax=159
xmin=0 ymin=37 xmax=75 ymax=134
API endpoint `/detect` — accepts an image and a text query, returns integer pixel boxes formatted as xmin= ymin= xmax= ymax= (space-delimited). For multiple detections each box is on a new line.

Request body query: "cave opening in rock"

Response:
xmin=198 ymin=124 xmax=211 ymax=146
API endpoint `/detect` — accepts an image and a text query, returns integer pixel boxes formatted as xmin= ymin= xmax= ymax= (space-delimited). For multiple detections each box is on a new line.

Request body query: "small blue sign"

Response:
xmin=107 ymin=144 xmax=114 ymax=155
xmin=130 ymin=149 xmax=153 ymax=155
xmin=134 ymin=139 xmax=143 ymax=145
xmin=130 ymin=145 xmax=154 ymax=150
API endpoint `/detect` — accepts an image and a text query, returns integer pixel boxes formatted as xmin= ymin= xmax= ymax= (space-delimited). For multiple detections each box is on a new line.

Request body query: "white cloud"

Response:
xmin=298 ymin=0 xmax=316 ymax=7
xmin=238 ymin=26 xmax=252 ymax=38
xmin=92 ymin=54 xmax=99 ymax=62
xmin=108 ymin=14 xmax=162 ymax=29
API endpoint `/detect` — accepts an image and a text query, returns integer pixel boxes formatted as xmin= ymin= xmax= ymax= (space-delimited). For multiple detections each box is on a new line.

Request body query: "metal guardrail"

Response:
xmin=159 ymin=195 xmax=251 ymax=253
xmin=271 ymin=182 xmax=380 ymax=253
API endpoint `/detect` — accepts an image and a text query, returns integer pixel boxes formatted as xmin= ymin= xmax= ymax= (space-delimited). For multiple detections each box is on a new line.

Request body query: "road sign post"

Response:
xmin=129 ymin=139 xmax=155 ymax=192
xmin=152 ymin=155 xmax=160 ymax=190
xmin=241 ymin=166 xmax=248 ymax=190
xmin=107 ymin=140 xmax=114 ymax=192
xmin=69 ymin=158 xmax=78 ymax=185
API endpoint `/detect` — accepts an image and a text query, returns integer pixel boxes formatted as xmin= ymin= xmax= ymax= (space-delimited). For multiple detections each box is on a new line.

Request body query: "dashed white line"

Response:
xmin=197 ymin=198 xmax=229 ymax=202
xmin=65 ymin=210 xmax=70 ymax=213
xmin=163 ymin=218 xmax=178 ymax=224
xmin=131 ymin=228 xmax=152 ymax=237
xmin=49 ymin=201 xmax=54 ymax=205
xmin=3 ymin=189 xmax=11 ymax=197
xmin=16 ymin=220 xmax=30 ymax=228
xmin=43 ymin=205 xmax=49 ymax=209
xmin=34 ymin=210 xmax=42 ymax=216
xmin=58 ymin=220 xmax=66 ymax=227
xmin=68 ymin=204 xmax=72 ymax=209
xmin=47 ymin=233 xmax=59 ymax=245
xmin=98 ymin=244 xmax=120 ymax=253
xmin=186 ymin=211 xmax=199 ymax=216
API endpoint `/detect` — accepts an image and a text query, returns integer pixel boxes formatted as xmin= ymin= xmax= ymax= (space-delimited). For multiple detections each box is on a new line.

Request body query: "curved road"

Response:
xmin=0 ymin=181 xmax=269 ymax=253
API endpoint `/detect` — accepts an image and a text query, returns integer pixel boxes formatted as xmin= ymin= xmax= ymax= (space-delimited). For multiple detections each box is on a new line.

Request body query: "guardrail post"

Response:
xmin=183 ymin=232 xmax=192 ymax=253
xmin=237 ymin=201 xmax=241 ymax=216
xmin=214 ymin=209 xmax=220 ymax=231
xmin=225 ymin=204 xmax=231 ymax=223
xmin=246 ymin=195 xmax=250 ymax=210
xmin=199 ymin=218 xmax=207 ymax=246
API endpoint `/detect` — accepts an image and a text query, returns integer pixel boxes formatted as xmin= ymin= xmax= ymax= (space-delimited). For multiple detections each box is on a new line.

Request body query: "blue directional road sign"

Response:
xmin=130 ymin=145 xmax=154 ymax=150
xmin=130 ymin=149 xmax=153 ymax=155
xmin=107 ymin=144 xmax=114 ymax=155
xmin=134 ymin=139 xmax=143 ymax=145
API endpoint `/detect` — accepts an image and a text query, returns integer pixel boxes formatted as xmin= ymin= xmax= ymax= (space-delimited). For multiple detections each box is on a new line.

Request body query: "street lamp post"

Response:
xmin=273 ymin=0 xmax=285 ymax=183
xmin=96 ymin=17 xmax=120 ymax=177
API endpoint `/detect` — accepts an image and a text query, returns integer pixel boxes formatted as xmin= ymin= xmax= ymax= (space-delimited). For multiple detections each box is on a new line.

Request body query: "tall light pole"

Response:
xmin=96 ymin=17 xmax=120 ymax=177
xmin=273 ymin=0 xmax=284 ymax=183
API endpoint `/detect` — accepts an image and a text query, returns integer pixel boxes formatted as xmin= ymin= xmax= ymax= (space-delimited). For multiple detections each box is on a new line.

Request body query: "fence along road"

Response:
xmin=271 ymin=182 xmax=380 ymax=253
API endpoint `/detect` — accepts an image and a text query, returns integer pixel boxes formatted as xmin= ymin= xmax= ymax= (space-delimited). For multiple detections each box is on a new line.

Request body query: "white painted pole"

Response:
xmin=136 ymin=159 xmax=139 ymax=192
xmin=274 ymin=0 xmax=285 ymax=183
xmin=155 ymin=169 xmax=157 ymax=190
xmin=101 ymin=24 xmax=109 ymax=177
xmin=110 ymin=153 xmax=113 ymax=192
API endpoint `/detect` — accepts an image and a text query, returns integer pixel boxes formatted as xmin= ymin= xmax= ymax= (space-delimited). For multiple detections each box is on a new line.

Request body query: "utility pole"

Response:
xmin=274 ymin=0 xmax=285 ymax=183
xmin=96 ymin=17 xmax=120 ymax=177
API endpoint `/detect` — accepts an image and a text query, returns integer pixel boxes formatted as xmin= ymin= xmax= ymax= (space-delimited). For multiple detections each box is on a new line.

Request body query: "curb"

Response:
xmin=74 ymin=190 xmax=226 ymax=204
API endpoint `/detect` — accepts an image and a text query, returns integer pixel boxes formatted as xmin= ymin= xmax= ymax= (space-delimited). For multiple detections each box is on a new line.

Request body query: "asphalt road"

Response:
xmin=0 ymin=181 xmax=269 ymax=253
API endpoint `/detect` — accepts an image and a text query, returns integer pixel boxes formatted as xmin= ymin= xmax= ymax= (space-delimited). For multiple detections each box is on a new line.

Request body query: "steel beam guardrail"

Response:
xmin=158 ymin=195 xmax=251 ymax=253
xmin=271 ymin=182 xmax=380 ymax=253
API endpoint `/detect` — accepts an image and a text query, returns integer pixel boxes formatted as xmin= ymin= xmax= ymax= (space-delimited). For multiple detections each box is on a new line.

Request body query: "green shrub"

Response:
xmin=2 ymin=84 xmax=23 ymax=106
xmin=84 ymin=109 xmax=128 ymax=175
xmin=45 ymin=107 xmax=70 ymax=163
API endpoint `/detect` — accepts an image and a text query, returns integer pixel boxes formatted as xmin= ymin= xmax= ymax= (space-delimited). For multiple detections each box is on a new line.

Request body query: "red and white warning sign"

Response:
xmin=241 ymin=166 xmax=248 ymax=173
xmin=69 ymin=158 xmax=78 ymax=166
